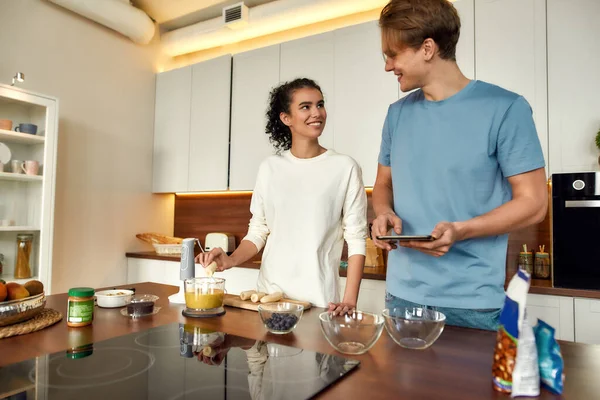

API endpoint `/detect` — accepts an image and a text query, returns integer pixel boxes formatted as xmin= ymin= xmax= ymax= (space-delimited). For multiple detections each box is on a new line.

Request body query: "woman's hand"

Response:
xmin=327 ymin=302 xmax=355 ymax=316
xmin=194 ymin=248 xmax=234 ymax=272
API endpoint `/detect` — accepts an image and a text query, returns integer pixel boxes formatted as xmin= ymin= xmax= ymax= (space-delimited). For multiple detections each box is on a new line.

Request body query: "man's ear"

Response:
xmin=422 ymin=38 xmax=437 ymax=61
xmin=280 ymin=112 xmax=292 ymax=127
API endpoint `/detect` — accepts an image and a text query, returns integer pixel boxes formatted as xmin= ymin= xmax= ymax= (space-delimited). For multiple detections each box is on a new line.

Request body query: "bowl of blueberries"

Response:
xmin=257 ymin=303 xmax=304 ymax=334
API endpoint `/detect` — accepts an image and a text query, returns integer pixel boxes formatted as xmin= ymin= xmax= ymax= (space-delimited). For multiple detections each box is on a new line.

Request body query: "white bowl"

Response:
xmin=95 ymin=289 xmax=134 ymax=308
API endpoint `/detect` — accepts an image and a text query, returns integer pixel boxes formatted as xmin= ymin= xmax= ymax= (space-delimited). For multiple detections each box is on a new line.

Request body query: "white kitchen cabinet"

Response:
xmin=188 ymin=55 xmax=232 ymax=191
xmin=339 ymin=276 xmax=386 ymax=313
xmin=526 ymin=294 xmax=574 ymax=341
xmin=127 ymin=258 xmax=167 ymax=284
xmin=547 ymin=0 xmax=600 ymax=174
xmin=153 ymin=56 xmax=231 ymax=193
xmin=475 ymin=0 xmax=548 ymax=172
xmin=229 ymin=44 xmax=280 ymax=191
xmin=453 ymin=0 xmax=475 ymax=79
xmin=127 ymin=257 xmax=261 ymax=295
xmin=333 ymin=21 xmax=399 ymax=186
xmin=280 ymin=32 xmax=335 ymax=150
xmin=153 ymin=66 xmax=192 ymax=193
xmin=574 ymin=298 xmax=600 ymax=344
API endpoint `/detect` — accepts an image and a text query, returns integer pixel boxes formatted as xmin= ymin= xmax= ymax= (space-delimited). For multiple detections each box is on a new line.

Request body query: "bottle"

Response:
xmin=67 ymin=287 xmax=95 ymax=327
xmin=14 ymin=234 xmax=33 ymax=279
xmin=0 ymin=253 xmax=4 ymax=275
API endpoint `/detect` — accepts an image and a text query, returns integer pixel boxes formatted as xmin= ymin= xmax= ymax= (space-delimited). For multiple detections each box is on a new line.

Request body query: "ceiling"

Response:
xmin=131 ymin=0 xmax=278 ymax=31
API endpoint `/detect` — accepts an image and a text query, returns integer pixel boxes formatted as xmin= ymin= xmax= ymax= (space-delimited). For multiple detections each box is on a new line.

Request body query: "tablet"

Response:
xmin=375 ymin=235 xmax=435 ymax=241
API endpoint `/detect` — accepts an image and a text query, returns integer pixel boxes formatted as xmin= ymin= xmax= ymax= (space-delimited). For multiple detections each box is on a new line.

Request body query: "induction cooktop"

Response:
xmin=0 ymin=322 xmax=359 ymax=400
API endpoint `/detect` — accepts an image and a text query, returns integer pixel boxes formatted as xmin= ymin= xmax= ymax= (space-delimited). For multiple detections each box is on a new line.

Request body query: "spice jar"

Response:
xmin=67 ymin=287 xmax=95 ymax=327
xmin=518 ymin=251 xmax=533 ymax=275
xmin=14 ymin=234 xmax=33 ymax=279
xmin=534 ymin=247 xmax=551 ymax=280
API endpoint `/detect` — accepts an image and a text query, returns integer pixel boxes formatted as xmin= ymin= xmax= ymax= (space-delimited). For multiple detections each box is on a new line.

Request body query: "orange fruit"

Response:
xmin=0 ymin=282 xmax=6 ymax=302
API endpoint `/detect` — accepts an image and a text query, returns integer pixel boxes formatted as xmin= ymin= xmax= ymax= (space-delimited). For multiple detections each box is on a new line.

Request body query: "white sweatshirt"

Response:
xmin=242 ymin=149 xmax=368 ymax=307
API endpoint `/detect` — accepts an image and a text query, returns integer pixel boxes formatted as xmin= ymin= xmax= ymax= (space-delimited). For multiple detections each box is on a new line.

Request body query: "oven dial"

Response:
xmin=572 ymin=179 xmax=585 ymax=190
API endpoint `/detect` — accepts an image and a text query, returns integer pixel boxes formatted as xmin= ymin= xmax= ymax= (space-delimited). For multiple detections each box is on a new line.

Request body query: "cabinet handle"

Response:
xmin=565 ymin=200 xmax=600 ymax=208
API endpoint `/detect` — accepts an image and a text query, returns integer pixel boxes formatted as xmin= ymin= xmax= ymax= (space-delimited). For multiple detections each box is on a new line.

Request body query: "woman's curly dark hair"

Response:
xmin=265 ymin=78 xmax=323 ymax=153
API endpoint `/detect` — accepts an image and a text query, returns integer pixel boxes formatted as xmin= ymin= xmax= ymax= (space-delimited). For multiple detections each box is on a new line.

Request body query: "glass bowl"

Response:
xmin=319 ymin=310 xmax=384 ymax=355
xmin=382 ymin=307 xmax=446 ymax=350
xmin=257 ymin=303 xmax=304 ymax=334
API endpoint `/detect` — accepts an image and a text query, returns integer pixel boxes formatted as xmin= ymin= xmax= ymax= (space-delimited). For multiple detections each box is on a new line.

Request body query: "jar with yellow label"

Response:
xmin=67 ymin=287 xmax=95 ymax=327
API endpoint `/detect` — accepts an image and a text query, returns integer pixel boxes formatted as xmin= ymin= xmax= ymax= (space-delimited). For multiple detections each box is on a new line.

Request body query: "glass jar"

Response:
xmin=518 ymin=252 xmax=533 ymax=275
xmin=14 ymin=234 xmax=33 ymax=279
xmin=534 ymin=252 xmax=551 ymax=279
xmin=67 ymin=287 xmax=95 ymax=327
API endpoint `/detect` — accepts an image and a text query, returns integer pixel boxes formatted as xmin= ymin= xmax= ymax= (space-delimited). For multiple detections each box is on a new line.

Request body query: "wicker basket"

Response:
xmin=152 ymin=243 xmax=182 ymax=255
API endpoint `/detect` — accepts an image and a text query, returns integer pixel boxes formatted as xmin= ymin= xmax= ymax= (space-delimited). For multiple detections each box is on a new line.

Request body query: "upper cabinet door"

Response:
xmin=547 ymin=0 xmax=600 ymax=174
xmin=333 ymin=21 xmax=398 ymax=187
xmin=280 ymin=32 xmax=335 ymax=150
xmin=153 ymin=66 xmax=192 ymax=193
xmin=230 ymin=44 xmax=280 ymax=191
xmin=188 ymin=55 xmax=232 ymax=192
xmin=453 ymin=0 xmax=475 ymax=79
xmin=475 ymin=0 xmax=548 ymax=172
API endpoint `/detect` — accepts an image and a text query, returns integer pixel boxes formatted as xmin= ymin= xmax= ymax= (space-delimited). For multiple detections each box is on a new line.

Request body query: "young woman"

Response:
xmin=196 ymin=78 xmax=368 ymax=314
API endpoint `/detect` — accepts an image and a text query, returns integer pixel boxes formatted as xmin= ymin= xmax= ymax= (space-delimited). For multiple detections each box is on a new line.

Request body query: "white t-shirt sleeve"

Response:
xmin=242 ymin=163 xmax=270 ymax=252
xmin=342 ymin=162 xmax=368 ymax=257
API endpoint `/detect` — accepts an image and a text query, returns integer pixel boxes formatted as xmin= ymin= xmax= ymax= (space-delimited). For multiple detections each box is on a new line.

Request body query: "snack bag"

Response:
xmin=534 ymin=319 xmax=565 ymax=394
xmin=492 ymin=270 xmax=540 ymax=397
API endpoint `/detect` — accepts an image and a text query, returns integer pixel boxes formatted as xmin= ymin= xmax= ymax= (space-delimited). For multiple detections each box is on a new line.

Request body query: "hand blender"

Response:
xmin=168 ymin=238 xmax=196 ymax=304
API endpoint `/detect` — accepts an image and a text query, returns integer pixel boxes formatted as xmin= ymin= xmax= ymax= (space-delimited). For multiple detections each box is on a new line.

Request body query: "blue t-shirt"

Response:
xmin=378 ymin=80 xmax=545 ymax=309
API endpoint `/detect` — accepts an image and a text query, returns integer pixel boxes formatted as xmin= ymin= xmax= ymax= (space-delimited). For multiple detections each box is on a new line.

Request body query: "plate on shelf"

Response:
xmin=0 ymin=142 xmax=11 ymax=163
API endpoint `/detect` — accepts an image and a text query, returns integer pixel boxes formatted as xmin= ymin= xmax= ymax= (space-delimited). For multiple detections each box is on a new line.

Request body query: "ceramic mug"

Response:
xmin=11 ymin=160 xmax=23 ymax=174
xmin=0 ymin=119 xmax=12 ymax=130
xmin=15 ymin=123 xmax=37 ymax=135
xmin=21 ymin=160 xmax=39 ymax=176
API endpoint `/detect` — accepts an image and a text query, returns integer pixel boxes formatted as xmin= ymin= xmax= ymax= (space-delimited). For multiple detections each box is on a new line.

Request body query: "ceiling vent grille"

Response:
xmin=223 ymin=2 xmax=249 ymax=29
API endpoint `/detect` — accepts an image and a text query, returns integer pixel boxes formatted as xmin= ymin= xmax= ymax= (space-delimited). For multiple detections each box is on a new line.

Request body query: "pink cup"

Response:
xmin=21 ymin=160 xmax=40 ymax=176
xmin=0 ymin=119 xmax=12 ymax=130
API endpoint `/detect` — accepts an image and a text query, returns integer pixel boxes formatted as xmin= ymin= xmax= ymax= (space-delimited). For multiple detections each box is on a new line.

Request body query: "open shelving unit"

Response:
xmin=0 ymin=84 xmax=58 ymax=294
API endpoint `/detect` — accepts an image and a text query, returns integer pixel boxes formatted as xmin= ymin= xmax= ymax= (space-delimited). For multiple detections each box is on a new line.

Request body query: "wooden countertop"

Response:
xmin=126 ymin=251 xmax=387 ymax=281
xmin=1 ymin=282 xmax=597 ymax=399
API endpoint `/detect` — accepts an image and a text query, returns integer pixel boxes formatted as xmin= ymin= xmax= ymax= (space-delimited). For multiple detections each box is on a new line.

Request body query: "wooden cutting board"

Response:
xmin=223 ymin=294 xmax=312 ymax=311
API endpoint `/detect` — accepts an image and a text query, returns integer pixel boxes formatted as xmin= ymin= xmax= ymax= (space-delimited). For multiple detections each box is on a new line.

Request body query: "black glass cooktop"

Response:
xmin=0 ymin=323 xmax=359 ymax=400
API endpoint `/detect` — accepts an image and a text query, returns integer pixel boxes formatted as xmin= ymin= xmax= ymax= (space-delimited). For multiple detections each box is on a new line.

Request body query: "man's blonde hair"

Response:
xmin=379 ymin=0 xmax=461 ymax=60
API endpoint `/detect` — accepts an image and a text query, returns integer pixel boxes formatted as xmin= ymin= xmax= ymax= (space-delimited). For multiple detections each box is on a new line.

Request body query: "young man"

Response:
xmin=371 ymin=0 xmax=547 ymax=331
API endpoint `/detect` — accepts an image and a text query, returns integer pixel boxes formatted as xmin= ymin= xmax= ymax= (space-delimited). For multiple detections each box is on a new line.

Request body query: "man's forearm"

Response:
xmin=372 ymin=183 xmax=395 ymax=217
xmin=342 ymin=254 xmax=365 ymax=306
xmin=455 ymin=196 xmax=547 ymax=241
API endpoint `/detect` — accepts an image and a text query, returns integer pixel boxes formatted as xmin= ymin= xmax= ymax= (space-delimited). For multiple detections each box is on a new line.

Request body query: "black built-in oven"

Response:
xmin=552 ymin=172 xmax=600 ymax=290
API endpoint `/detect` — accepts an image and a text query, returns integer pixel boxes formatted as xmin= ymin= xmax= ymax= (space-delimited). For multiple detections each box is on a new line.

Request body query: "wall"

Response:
xmin=0 ymin=0 xmax=174 ymax=293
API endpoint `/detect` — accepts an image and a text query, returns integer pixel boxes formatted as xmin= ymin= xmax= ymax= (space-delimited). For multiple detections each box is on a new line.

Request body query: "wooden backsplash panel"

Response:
xmin=174 ymin=189 xmax=551 ymax=276
xmin=174 ymin=193 xmax=262 ymax=265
